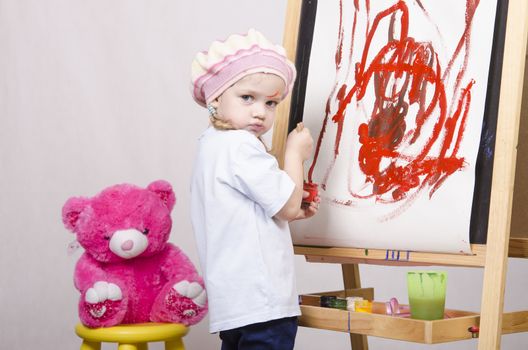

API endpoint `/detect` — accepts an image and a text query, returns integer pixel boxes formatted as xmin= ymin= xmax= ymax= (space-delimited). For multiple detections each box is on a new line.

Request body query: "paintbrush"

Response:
xmin=296 ymin=122 xmax=304 ymax=132
xmin=295 ymin=122 xmax=319 ymax=206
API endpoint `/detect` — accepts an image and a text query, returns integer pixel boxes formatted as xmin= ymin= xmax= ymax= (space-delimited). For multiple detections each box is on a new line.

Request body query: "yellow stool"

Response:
xmin=75 ymin=322 xmax=188 ymax=350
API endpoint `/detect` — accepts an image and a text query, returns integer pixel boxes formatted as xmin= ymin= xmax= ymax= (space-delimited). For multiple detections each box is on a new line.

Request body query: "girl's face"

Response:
xmin=211 ymin=73 xmax=286 ymax=137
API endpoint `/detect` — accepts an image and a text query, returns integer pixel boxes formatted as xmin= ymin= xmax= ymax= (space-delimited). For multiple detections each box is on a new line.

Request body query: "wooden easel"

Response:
xmin=272 ymin=0 xmax=528 ymax=348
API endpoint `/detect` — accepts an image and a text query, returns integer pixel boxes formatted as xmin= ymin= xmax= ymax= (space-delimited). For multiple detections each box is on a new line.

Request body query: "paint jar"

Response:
xmin=354 ymin=299 xmax=372 ymax=313
xmin=320 ymin=295 xmax=336 ymax=308
xmin=407 ymin=271 xmax=447 ymax=320
xmin=346 ymin=297 xmax=363 ymax=311
xmin=329 ymin=298 xmax=347 ymax=310
xmin=302 ymin=181 xmax=319 ymax=204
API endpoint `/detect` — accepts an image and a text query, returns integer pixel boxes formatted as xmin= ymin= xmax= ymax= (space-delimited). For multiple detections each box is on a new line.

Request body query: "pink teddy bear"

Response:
xmin=62 ymin=180 xmax=207 ymax=327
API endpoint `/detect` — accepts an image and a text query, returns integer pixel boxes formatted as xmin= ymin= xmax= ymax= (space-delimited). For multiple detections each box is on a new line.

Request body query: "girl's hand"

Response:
xmin=294 ymin=192 xmax=320 ymax=221
xmin=277 ymin=123 xmax=315 ymax=222
xmin=285 ymin=125 xmax=313 ymax=162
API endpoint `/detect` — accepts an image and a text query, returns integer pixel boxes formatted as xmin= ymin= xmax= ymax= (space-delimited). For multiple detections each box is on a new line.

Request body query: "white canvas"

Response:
xmin=291 ymin=0 xmax=498 ymax=253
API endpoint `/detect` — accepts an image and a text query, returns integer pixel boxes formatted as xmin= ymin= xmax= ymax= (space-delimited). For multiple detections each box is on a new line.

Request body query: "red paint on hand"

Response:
xmin=303 ymin=182 xmax=319 ymax=204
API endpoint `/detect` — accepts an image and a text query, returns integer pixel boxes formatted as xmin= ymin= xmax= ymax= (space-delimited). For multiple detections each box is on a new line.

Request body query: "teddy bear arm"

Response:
xmin=161 ymin=245 xmax=203 ymax=283
xmin=74 ymin=254 xmax=127 ymax=327
xmin=150 ymin=245 xmax=207 ymax=325
xmin=74 ymin=254 xmax=109 ymax=291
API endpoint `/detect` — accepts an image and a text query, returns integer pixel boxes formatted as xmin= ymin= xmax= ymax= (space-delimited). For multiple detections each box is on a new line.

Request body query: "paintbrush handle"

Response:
xmin=296 ymin=122 xmax=304 ymax=132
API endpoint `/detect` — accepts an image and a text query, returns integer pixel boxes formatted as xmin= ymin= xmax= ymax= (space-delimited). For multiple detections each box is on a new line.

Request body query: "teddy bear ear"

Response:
xmin=147 ymin=180 xmax=176 ymax=211
xmin=62 ymin=197 xmax=89 ymax=231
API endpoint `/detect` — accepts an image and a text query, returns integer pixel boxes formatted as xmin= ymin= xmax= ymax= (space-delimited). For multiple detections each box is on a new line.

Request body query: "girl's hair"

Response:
xmin=209 ymin=115 xmax=268 ymax=150
xmin=209 ymin=115 xmax=234 ymax=131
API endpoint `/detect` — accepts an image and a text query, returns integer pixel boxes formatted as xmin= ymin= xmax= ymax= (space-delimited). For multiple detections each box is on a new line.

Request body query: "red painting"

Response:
xmin=291 ymin=0 xmax=498 ymax=252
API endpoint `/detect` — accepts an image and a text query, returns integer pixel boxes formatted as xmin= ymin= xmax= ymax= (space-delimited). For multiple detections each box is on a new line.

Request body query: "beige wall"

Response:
xmin=1 ymin=1 xmax=526 ymax=349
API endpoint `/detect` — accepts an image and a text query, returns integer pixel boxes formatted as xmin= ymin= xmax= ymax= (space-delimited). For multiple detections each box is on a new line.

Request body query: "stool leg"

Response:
xmin=117 ymin=344 xmax=138 ymax=350
xmin=137 ymin=343 xmax=148 ymax=350
xmin=165 ymin=339 xmax=185 ymax=350
xmin=80 ymin=341 xmax=101 ymax=350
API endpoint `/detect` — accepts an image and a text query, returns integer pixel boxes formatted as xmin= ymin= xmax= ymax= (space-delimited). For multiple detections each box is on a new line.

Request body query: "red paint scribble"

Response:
xmin=267 ymin=90 xmax=280 ymax=98
xmin=308 ymin=0 xmax=480 ymax=213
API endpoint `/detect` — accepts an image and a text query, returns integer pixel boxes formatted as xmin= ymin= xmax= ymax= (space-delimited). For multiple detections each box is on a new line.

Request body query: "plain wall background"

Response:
xmin=1 ymin=1 xmax=526 ymax=349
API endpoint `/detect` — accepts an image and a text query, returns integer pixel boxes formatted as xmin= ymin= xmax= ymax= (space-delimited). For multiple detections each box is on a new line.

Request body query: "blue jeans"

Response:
xmin=219 ymin=316 xmax=298 ymax=350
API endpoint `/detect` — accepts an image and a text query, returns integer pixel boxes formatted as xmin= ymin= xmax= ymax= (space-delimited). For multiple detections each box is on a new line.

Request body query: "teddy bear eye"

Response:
xmin=142 ymin=228 xmax=149 ymax=235
xmin=103 ymin=236 xmax=110 ymax=240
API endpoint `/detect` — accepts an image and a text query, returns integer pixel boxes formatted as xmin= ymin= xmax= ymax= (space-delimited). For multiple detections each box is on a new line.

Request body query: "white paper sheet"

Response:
xmin=291 ymin=0 xmax=498 ymax=253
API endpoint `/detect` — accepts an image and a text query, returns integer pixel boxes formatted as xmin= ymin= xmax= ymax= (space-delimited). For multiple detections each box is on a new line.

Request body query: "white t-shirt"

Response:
xmin=190 ymin=127 xmax=301 ymax=333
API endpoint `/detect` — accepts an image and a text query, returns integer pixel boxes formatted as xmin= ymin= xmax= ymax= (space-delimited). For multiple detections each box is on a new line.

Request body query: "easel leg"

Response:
xmin=342 ymin=264 xmax=369 ymax=350
xmin=478 ymin=0 xmax=528 ymax=348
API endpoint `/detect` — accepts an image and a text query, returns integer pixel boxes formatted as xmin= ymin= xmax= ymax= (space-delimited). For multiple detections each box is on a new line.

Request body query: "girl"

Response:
xmin=190 ymin=29 xmax=319 ymax=350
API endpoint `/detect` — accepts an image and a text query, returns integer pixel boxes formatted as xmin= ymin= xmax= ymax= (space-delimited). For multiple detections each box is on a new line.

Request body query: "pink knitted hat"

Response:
xmin=191 ymin=29 xmax=297 ymax=107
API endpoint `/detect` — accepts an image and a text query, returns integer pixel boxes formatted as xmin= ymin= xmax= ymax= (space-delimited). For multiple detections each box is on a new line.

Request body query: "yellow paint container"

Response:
xmin=354 ymin=299 xmax=372 ymax=313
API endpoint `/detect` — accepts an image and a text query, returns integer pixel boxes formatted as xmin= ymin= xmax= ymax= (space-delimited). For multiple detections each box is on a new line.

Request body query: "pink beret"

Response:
xmin=191 ymin=29 xmax=297 ymax=107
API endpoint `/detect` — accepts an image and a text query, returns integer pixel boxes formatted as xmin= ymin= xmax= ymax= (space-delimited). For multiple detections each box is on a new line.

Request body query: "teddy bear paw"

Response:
xmin=161 ymin=280 xmax=207 ymax=321
xmin=173 ymin=280 xmax=206 ymax=307
xmin=150 ymin=280 xmax=207 ymax=325
xmin=84 ymin=281 xmax=122 ymax=319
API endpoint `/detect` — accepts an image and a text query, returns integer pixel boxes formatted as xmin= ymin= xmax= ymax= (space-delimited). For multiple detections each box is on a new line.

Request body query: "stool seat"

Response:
xmin=75 ymin=323 xmax=188 ymax=350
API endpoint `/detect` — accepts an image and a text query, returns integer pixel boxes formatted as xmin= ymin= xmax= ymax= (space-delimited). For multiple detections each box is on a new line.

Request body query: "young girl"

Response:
xmin=190 ymin=29 xmax=319 ymax=349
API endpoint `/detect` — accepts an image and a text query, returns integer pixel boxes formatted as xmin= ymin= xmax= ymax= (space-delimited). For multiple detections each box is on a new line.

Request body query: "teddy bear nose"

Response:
xmin=121 ymin=240 xmax=134 ymax=251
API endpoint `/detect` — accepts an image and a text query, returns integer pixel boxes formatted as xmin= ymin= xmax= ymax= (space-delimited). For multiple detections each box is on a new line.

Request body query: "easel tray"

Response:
xmin=299 ymin=291 xmax=476 ymax=344
xmin=299 ymin=291 xmax=528 ymax=344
